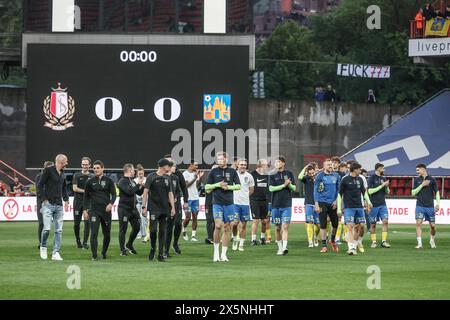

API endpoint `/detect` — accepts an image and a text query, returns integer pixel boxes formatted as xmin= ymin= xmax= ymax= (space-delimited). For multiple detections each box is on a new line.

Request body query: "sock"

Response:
xmin=331 ymin=233 xmax=336 ymax=243
xmin=314 ymin=225 xmax=320 ymax=236
xmin=371 ymin=233 xmax=377 ymax=242
xmin=359 ymin=238 xmax=363 ymax=246
xmin=322 ymin=239 xmax=327 ymax=247
xmin=192 ymin=230 xmax=196 ymax=237
xmin=239 ymin=239 xmax=244 ymax=246
xmin=276 ymin=240 xmax=282 ymax=251
xmin=344 ymin=225 xmax=348 ymax=235
xmin=266 ymin=226 xmax=272 ymax=239
xmin=251 ymin=234 xmax=256 ymax=241
xmin=381 ymin=232 xmax=387 ymax=242
xmin=232 ymin=235 xmax=237 ymax=242
xmin=306 ymin=224 xmax=313 ymax=242
xmin=417 ymin=237 xmax=422 ymax=246
xmin=260 ymin=233 xmax=265 ymax=239
xmin=430 ymin=234 xmax=435 ymax=241
xmin=282 ymin=240 xmax=288 ymax=250
xmin=335 ymin=222 xmax=342 ymax=240
xmin=182 ymin=225 xmax=185 ymax=233
xmin=214 ymin=243 xmax=219 ymax=256
xmin=221 ymin=246 xmax=228 ymax=257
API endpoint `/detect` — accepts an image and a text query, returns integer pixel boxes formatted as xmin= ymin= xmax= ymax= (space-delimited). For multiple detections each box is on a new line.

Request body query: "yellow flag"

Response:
xmin=425 ymin=18 xmax=450 ymax=37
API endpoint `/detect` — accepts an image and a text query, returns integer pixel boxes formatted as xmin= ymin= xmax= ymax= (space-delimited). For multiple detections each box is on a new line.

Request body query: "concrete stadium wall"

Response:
xmin=0 ymin=87 xmax=411 ymax=179
xmin=249 ymin=99 xmax=412 ymax=174
xmin=0 ymin=87 xmax=26 ymax=177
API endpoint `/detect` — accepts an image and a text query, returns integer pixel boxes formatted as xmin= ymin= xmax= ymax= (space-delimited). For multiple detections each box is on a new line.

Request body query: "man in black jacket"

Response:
xmin=72 ymin=157 xmax=94 ymax=249
xmin=164 ymin=154 xmax=188 ymax=249
xmin=83 ymin=160 xmax=116 ymax=260
xmin=118 ymin=163 xmax=145 ymax=256
xmin=35 ymin=160 xmax=54 ymax=249
xmin=37 ymin=154 xmax=69 ymax=261
xmin=142 ymin=158 xmax=176 ymax=262
xmin=165 ymin=162 xmax=182 ymax=257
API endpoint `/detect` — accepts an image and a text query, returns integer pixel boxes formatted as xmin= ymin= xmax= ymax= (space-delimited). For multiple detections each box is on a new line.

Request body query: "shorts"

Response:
xmin=250 ymin=201 xmax=269 ymax=220
xmin=305 ymin=205 xmax=318 ymax=224
xmin=187 ymin=199 xmax=199 ymax=214
xmin=344 ymin=208 xmax=366 ymax=225
xmin=271 ymin=207 xmax=292 ymax=225
xmin=318 ymin=202 xmax=338 ymax=229
xmin=213 ymin=204 xmax=236 ymax=223
xmin=415 ymin=206 xmax=435 ymax=223
xmin=369 ymin=205 xmax=388 ymax=224
xmin=235 ymin=204 xmax=251 ymax=222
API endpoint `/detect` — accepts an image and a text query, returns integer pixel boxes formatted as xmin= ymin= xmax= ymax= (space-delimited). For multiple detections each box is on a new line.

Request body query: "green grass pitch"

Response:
xmin=1 ymin=221 xmax=449 ymax=299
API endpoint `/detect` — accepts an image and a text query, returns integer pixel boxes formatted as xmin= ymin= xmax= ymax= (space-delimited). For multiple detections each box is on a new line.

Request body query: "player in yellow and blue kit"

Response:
xmin=205 ymin=152 xmax=241 ymax=262
xmin=338 ymin=162 xmax=372 ymax=256
xmin=314 ymin=159 xmax=340 ymax=253
xmin=368 ymin=163 xmax=391 ymax=248
xmin=269 ymin=156 xmax=296 ymax=256
xmin=299 ymin=164 xmax=320 ymax=248
xmin=412 ymin=163 xmax=440 ymax=249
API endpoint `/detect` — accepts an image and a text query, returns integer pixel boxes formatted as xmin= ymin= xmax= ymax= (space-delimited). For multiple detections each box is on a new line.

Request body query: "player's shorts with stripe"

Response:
xmin=213 ymin=204 xmax=236 ymax=223
xmin=344 ymin=208 xmax=366 ymax=224
xmin=415 ymin=206 xmax=435 ymax=223
xmin=271 ymin=207 xmax=292 ymax=224
xmin=235 ymin=204 xmax=251 ymax=222
xmin=305 ymin=204 xmax=318 ymax=224
xmin=369 ymin=205 xmax=388 ymax=224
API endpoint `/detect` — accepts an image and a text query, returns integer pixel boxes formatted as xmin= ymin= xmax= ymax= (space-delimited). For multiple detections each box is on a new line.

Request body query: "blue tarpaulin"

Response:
xmin=342 ymin=89 xmax=450 ymax=176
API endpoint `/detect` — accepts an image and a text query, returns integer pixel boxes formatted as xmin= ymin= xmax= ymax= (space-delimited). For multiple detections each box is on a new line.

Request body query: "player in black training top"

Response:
xmin=298 ymin=163 xmax=320 ymax=248
xmin=268 ymin=156 xmax=296 ymax=256
xmin=72 ymin=157 xmax=94 ymax=250
xmin=142 ymin=158 xmax=176 ymax=262
xmin=205 ymin=151 xmax=241 ymax=262
xmin=367 ymin=163 xmax=391 ymax=248
xmin=337 ymin=162 xmax=372 ymax=256
xmin=250 ymin=159 xmax=270 ymax=246
xmin=118 ymin=163 xmax=145 ymax=256
xmin=83 ymin=160 xmax=116 ymax=260
xmin=412 ymin=163 xmax=440 ymax=249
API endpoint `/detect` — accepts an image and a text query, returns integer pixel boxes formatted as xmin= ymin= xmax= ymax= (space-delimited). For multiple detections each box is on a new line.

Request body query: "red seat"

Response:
xmin=396 ymin=188 xmax=404 ymax=196
xmin=390 ymin=179 xmax=398 ymax=188
xmin=404 ymin=188 xmax=411 ymax=196
xmin=445 ymin=179 xmax=450 ymax=188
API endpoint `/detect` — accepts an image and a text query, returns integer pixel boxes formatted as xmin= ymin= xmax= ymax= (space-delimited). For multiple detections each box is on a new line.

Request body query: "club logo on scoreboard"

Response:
xmin=43 ymin=83 xmax=75 ymax=131
xmin=203 ymin=94 xmax=231 ymax=124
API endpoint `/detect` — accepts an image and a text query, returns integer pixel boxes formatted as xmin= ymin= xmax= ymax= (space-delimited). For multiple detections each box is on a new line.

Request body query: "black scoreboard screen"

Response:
xmin=26 ymin=44 xmax=249 ymax=169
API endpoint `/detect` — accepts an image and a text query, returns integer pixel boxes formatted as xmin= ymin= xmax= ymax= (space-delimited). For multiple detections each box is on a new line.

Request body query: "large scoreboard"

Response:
xmin=26 ymin=42 xmax=249 ymax=169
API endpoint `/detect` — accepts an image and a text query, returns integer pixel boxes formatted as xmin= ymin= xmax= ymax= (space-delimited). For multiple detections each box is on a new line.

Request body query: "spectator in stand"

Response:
xmin=0 ymin=180 xmax=8 ymax=196
xmin=324 ymin=84 xmax=336 ymax=102
xmin=423 ymin=2 xmax=436 ymax=21
xmin=415 ymin=8 xmax=424 ymax=36
xmin=10 ymin=177 xmax=24 ymax=196
xmin=445 ymin=5 xmax=450 ymax=19
xmin=367 ymin=89 xmax=377 ymax=104
xmin=314 ymin=87 xmax=325 ymax=102
xmin=435 ymin=8 xmax=444 ymax=19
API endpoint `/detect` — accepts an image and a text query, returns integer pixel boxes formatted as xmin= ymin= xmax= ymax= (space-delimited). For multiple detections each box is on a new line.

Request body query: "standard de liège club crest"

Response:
xmin=43 ymin=83 xmax=75 ymax=130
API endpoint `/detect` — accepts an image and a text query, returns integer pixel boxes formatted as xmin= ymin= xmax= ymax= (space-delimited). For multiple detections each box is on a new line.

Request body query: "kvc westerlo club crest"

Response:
xmin=43 ymin=83 xmax=75 ymax=131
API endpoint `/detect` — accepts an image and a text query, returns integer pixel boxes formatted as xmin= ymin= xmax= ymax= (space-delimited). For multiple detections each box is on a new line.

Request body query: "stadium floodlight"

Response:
xmin=204 ymin=0 xmax=226 ymax=34
xmin=52 ymin=0 xmax=75 ymax=32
